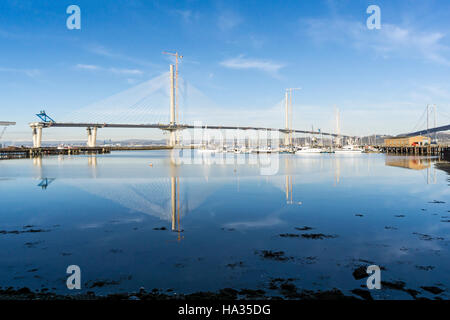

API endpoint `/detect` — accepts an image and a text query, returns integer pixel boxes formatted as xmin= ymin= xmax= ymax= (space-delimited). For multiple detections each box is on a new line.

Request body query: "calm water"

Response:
xmin=0 ymin=150 xmax=449 ymax=299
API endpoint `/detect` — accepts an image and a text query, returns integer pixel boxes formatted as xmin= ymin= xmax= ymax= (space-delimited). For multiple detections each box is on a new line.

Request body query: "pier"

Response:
xmin=109 ymin=145 xmax=174 ymax=151
xmin=379 ymin=145 xmax=449 ymax=158
xmin=0 ymin=146 xmax=110 ymax=160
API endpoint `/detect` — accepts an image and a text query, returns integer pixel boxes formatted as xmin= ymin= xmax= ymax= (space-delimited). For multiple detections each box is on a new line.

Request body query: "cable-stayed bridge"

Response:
xmin=28 ymin=65 xmax=350 ymax=148
xmin=28 ymin=65 xmax=450 ymax=148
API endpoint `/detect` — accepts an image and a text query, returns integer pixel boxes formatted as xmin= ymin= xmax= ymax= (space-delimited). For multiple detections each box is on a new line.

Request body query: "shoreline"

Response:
xmin=0 ymin=286 xmax=365 ymax=300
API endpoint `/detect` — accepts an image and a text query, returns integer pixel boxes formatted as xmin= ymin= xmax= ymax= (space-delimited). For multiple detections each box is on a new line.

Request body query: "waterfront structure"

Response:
xmin=384 ymin=135 xmax=431 ymax=147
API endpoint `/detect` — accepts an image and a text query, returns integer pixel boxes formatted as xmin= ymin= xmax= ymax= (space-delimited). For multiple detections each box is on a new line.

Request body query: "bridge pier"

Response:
xmin=87 ymin=127 xmax=98 ymax=147
xmin=169 ymin=130 xmax=176 ymax=147
xmin=30 ymin=123 xmax=43 ymax=148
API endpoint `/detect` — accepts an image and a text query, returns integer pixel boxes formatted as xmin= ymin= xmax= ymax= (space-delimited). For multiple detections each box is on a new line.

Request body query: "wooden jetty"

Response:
xmin=379 ymin=145 xmax=449 ymax=158
xmin=0 ymin=146 xmax=110 ymax=160
xmin=109 ymin=145 xmax=173 ymax=151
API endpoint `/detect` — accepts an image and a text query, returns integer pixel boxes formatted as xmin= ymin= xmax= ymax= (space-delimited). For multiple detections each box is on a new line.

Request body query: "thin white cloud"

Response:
xmin=110 ymin=68 xmax=143 ymax=75
xmin=86 ymin=44 xmax=159 ymax=68
xmin=217 ymin=11 xmax=242 ymax=31
xmin=88 ymin=45 xmax=117 ymax=58
xmin=220 ymin=55 xmax=285 ymax=75
xmin=0 ymin=67 xmax=40 ymax=77
xmin=75 ymin=64 xmax=100 ymax=70
xmin=376 ymin=24 xmax=449 ymax=65
xmin=174 ymin=9 xmax=200 ymax=24
xmin=301 ymin=17 xmax=450 ymax=66
xmin=75 ymin=64 xmax=143 ymax=75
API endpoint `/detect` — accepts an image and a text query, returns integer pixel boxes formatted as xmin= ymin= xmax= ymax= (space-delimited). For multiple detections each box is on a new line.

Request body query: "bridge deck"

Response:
xmin=399 ymin=124 xmax=450 ymax=137
xmin=31 ymin=122 xmax=350 ymax=138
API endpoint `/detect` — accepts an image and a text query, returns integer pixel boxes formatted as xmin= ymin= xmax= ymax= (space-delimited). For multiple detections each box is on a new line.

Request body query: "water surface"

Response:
xmin=0 ymin=151 xmax=449 ymax=299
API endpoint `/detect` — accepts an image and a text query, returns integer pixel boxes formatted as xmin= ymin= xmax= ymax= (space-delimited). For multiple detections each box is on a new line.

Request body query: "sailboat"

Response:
xmin=334 ymin=145 xmax=364 ymax=154
xmin=296 ymin=146 xmax=323 ymax=154
xmin=296 ymin=129 xmax=323 ymax=154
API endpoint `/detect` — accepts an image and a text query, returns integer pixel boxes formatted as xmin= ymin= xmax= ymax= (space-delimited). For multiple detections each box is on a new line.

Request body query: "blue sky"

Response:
xmin=1 ymin=0 xmax=450 ymax=142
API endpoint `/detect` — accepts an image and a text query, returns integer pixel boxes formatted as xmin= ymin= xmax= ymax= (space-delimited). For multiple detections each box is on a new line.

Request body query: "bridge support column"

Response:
xmin=87 ymin=127 xmax=97 ymax=147
xmin=31 ymin=124 xmax=43 ymax=148
xmin=169 ymin=131 xmax=176 ymax=147
xmin=284 ymin=132 xmax=290 ymax=147
xmin=167 ymin=64 xmax=177 ymax=148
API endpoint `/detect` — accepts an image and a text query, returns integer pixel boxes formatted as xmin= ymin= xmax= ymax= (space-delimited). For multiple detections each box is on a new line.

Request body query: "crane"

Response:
xmin=36 ymin=110 xmax=55 ymax=123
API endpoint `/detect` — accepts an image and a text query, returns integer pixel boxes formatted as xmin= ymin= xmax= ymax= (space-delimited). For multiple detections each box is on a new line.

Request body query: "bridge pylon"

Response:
xmin=167 ymin=63 xmax=180 ymax=148
xmin=30 ymin=123 xmax=44 ymax=148
xmin=87 ymin=127 xmax=98 ymax=147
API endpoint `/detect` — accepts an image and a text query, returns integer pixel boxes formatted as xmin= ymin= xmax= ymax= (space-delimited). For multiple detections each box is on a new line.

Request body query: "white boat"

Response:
xmin=296 ymin=147 xmax=323 ymax=154
xmin=197 ymin=148 xmax=216 ymax=154
xmin=252 ymin=147 xmax=273 ymax=153
xmin=334 ymin=145 xmax=364 ymax=154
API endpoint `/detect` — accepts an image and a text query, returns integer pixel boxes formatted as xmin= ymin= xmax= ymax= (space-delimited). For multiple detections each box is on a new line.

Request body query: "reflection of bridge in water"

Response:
xmin=31 ymin=153 xmax=195 ymax=241
xmin=30 ymin=152 xmax=443 ymax=240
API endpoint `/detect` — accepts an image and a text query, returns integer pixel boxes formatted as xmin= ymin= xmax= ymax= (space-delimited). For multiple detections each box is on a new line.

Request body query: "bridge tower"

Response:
xmin=334 ymin=106 xmax=341 ymax=147
xmin=169 ymin=64 xmax=177 ymax=147
xmin=284 ymin=88 xmax=301 ymax=148
xmin=284 ymin=90 xmax=289 ymax=146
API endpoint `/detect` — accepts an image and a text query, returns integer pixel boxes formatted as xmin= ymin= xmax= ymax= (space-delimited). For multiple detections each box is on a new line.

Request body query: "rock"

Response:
xmin=16 ymin=287 xmax=32 ymax=294
xmin=352 ymin=266 xmax=368 ymax=280
xmin=295 ymin=226 xmax=313 ymax=231
xmin=415 ymin=265 xmax=435 ymax=271
xmin=421 ymin=286 xmax=444 ymax=294
xmin=239 ymin=289 xmax=265 ymax=298
xmin=381 ymin=281 xmax=406 ymax=290
xmin=351 ymin=289 xmax=372 ymax=300
xmin=256 ymin=250 xmax=293 ymax=261
xmin=301 ymin=233 xmax=337 ymax=240
xmin=218 ymin=288 xmax=238 ymax=299
xmin=279 ymin=233 xmax=300 ymax=238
